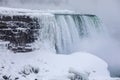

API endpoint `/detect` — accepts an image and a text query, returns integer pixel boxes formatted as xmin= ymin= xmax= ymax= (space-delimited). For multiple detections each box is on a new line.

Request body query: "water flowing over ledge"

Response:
xmin=0 ymin=7 xmax=105 ymax=54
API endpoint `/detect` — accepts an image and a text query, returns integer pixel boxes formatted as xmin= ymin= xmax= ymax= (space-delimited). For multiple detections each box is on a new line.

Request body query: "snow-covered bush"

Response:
xmin=19 ymin=65 xmax=39 ymax=77
xmin=68 ymin=68 xmax=89 ymax=80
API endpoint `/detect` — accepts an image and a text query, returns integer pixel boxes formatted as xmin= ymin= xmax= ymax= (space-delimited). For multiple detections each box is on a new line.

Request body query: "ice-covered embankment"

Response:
xmin=0 ymin=7 xmax=115 ymax=80
xmin=0 ymin=50 xmax=111 ymax=80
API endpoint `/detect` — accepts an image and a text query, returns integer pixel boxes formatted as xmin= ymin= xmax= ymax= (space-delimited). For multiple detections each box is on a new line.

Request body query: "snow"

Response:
xmin=0 ymin=7 xmax=74 ymax=16
xmin=0 ymin=48 xmax=112 ymax=80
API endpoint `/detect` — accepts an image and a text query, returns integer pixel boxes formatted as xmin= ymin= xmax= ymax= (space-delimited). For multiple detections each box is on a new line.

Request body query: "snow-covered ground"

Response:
xmin=0 ymin=48 xmax=117 ymax=80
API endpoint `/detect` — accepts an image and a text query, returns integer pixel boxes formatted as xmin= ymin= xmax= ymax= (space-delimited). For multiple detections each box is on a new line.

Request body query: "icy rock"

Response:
xmin=68 ymin=68 xmax=89 ymax=80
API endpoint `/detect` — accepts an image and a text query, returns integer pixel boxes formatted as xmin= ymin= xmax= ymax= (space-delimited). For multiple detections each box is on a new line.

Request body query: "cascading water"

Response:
xmin=54 ymin=15 xmax=81 ymax=54
xmin=53 ymin=14 xmax=103 ymax=54
xmin=0 ymin=8 xmax=103 ymax=54
xmin=32 ymin=14 xmax=102 ymax=54
xmin=33 ymin=13 xmax=103 ymax=54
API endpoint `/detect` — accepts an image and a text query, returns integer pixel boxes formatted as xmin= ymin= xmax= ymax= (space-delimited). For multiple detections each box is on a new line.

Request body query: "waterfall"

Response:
xmin=35 ymin=14 xmax=103 ymax=54
xmin=55 ymin=15 xmax=80 ymax=54
xmin=54 ymin=14 xmax=103 ymax=54
xmin=0 ymin=8 xmax=103 ymax=54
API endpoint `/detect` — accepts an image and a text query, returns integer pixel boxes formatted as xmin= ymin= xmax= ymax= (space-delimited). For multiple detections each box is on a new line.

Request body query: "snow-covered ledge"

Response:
xmin=0 ymin=50 xmax=112 ymax=80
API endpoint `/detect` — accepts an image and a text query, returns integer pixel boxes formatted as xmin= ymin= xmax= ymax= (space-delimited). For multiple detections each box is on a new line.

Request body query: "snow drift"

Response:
xmin=0 ymin=50 xmax=111 ymax=80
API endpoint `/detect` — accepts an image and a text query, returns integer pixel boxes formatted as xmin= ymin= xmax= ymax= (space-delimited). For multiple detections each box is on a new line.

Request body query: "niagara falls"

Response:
xmin=0 ymin=0 xmax=120 ymax=80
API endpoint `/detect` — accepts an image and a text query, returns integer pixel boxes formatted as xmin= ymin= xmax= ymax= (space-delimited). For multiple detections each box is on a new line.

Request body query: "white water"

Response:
xmin=32 ymin=14 xmax=103 ymax=54
xmin=56 ymin=15 xmax=104 ymax=54
xmin=55 ymin=15 xmax=80 ymax=54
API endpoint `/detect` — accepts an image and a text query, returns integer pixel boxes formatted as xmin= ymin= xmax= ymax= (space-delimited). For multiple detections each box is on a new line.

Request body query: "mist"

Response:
xmin=0 ymin=0 xmax=120 ymax=77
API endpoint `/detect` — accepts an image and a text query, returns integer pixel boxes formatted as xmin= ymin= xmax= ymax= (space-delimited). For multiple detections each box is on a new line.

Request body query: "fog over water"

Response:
xmin=0 ymin=0 xmax=120 ymax=77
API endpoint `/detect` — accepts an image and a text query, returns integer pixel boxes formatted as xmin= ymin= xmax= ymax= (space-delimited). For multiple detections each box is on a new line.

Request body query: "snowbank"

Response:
xmin=0 ymin=7 xmax=74 ymax=16
xmin=0 ymin=49 xmax=111 ymax=80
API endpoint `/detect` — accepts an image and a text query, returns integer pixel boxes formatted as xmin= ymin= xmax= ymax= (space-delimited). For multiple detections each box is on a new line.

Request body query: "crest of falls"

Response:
xmin=0 ymin=8 xmax=105 ymax=54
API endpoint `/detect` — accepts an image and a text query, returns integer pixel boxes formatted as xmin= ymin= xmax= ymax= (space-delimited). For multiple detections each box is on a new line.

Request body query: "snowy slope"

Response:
xmin=0 ymin=49 xmax=111 ymax=80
